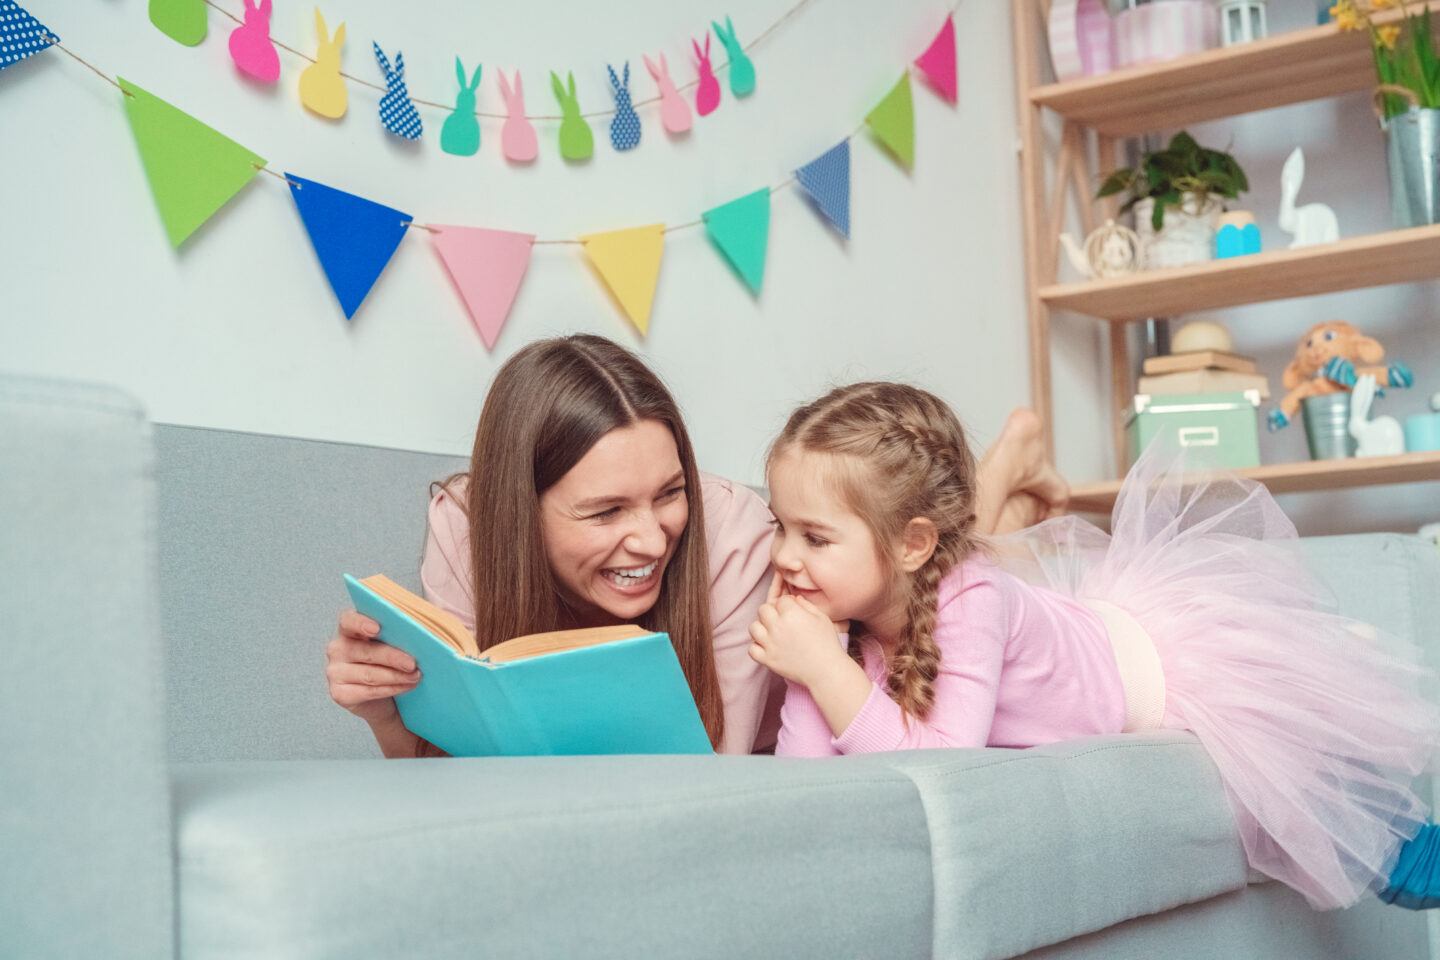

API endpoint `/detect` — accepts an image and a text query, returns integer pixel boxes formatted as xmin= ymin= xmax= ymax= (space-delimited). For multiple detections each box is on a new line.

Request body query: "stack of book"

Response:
xmin=1138 ymin=350 xmax=1270 ymax=400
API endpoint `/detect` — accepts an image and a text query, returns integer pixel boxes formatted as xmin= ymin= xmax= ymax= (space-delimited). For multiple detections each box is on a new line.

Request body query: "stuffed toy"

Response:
xmin=1268 ymin=320 xmax=1413 ymax=431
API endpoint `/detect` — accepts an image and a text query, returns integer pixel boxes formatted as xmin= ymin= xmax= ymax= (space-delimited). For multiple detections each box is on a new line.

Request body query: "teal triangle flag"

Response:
xmin=702 ymin=188 xmax=770 ymax=294
xmin=286 ymin=173 xmax=410 ymax=320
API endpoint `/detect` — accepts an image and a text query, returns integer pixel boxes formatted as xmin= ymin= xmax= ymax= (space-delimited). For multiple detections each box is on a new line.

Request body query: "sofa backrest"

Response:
xmin=154 ymin=424 xmax=466 ymax=761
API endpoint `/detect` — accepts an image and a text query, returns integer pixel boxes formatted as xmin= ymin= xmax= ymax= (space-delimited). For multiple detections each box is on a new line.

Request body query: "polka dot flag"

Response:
xmin=794 ymin=140 xmax=851 ymax=239
xmin=0 ymin=0 xmax=57 ymax=73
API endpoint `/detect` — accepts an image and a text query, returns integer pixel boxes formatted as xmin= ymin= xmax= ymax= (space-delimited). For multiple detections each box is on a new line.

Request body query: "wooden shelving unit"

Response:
xmin=1040 ymin=224 xmax=1440 ymax=323
xmin=1011 ymin=0 xmax=1440 ymax=515
xmin=1068 ymin=451 xmax=1440 ymax=514
xmin=1028 ymin=3 xmax=1440 ymax=136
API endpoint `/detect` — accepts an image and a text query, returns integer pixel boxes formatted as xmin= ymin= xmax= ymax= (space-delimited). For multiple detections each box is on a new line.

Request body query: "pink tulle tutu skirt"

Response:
xmin=997 ymin=447 xmax=1440 ymax=909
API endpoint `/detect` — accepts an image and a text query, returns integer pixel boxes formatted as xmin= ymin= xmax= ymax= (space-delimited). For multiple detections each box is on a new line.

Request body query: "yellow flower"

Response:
xmin=1331 ymin=2 xmax=1364 ymax=31
xmin=1370 ymin=0 xmax=1398 ymax=9
xmin=1378 ymin=23 xmax=1402 ymax=49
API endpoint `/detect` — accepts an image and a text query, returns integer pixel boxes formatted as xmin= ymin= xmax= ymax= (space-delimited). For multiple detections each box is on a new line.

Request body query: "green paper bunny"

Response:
xmin=711 ymin=16 xmax=754 ymax=98
xmin=551 ymin=70 xmax=594 ymax=162
xmin=441 ymin=57 xmax=482 ymax=157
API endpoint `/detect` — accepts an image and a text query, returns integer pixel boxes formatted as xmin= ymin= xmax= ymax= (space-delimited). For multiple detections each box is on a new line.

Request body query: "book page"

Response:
xmin=482 ymin=624 xmax=651 ymax=664
xmin=359 ymin=574 xmax=480 ymax=658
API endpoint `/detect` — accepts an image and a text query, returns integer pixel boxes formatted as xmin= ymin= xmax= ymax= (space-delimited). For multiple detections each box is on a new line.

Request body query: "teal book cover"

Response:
xmin=343 ymin=575 xmax=713 ymax=757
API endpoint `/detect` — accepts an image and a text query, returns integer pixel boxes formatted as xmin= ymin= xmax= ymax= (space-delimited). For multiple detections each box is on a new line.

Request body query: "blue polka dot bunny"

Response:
xmin=607 ymin=62 xmax=640 ymax=152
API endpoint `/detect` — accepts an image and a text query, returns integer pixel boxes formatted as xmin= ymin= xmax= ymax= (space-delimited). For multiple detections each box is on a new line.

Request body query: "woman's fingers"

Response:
xmin=338 ymin=609 xmax=380 ymax=639
xmin=327 ymin=659 xmax=419 ymax=690
xmin=330 ymin=682 xmax=417 ymax=708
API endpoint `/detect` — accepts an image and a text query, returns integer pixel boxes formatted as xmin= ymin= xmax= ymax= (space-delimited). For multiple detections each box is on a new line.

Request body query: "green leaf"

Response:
xmin=1096 ymin=168 xmax=1134 ymax=199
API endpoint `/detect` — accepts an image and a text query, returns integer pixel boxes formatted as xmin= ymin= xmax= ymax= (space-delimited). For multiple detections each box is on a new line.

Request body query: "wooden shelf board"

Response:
xmin=1067 ymin=451 xmax=1440 ymax=514
xmin=1039 ymin=224 xmax=1440 ymax=322
xmin=1030 ymin=6 xmax=1440 ymax=137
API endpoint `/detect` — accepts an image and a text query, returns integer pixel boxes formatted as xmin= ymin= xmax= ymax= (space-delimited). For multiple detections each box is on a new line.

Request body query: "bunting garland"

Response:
xmin=865 ymin=72 xmax=915 ymax=170
xmin=118 ymin=77 xmax=265 ymax=248
xmin=703 ymin=189 xmax=771 ymax=295
xmin=581 ymin=225 xmax=666 ymax=335
xmin=25 ymin=5 xmax=959 ymax=347
xmin=0 ymin=0 xmax=56 ymax=71
xmin=286 ymin=174 xmax=410 ymax=320
xmin=430 ymin=226 xmax=535 ymax=349
xmin=794 ymin=140 xmax=851 ymax=239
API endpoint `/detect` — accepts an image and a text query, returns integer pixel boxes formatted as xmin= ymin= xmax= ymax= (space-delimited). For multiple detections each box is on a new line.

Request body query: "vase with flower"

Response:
xmin=1332 ymin=0 xmax=1440 ymax=226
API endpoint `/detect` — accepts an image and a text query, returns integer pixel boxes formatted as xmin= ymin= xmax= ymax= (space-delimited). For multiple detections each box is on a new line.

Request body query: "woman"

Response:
xmin=325 ymin=334 xmax=1067 ymax=756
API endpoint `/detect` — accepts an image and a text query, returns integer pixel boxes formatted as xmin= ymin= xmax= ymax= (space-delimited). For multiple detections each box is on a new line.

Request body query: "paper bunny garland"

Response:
xmin=441 ymin=58 xmax=482 ymax=157
xmin=299 ymin=9 xmax=346 ymax=119
xmin=496 ymin=69 xmax=538 ymax=163
xmin=644 ymin=52 xmax=692 ymax=134
xmin=373 ymin=42 xmax=422 ymax=140
xmin=692 ymin=34 xmax=721 ymax=117
xmin=228 ymin=0 xmax=280 ymax=84
xmin=607 ymin=63 xmax=641 ymax=151
xmin=551 ymin=70 xmax=594 ymax=161
xmin=711 ymin=16 xmax=754 ymax=97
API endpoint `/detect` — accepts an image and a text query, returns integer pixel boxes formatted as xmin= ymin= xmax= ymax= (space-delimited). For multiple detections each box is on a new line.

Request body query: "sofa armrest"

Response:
xmin=0 ymin=375 xmax=174 ymax=959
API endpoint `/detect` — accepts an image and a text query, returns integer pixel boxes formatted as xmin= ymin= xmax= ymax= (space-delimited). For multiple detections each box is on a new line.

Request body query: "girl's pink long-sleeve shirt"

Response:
xmin=419 ymin=472 xmax=784 ymax=756
xmin=776 ymin=559 xmax=1127 ymax=756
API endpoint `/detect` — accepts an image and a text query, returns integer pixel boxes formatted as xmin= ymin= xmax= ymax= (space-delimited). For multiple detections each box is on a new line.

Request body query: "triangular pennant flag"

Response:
xmin=430 ymin=226 xmax=535 ymax=350
xmin=914 ymin=14 xmax=957 ymax=104
xmin=865 ymin=72 xmax=915 ymax=170
xmin=0 ymin=0 xmax=57 ymax=71
xmin=794 ymin=141 xmax=851 ymax=239
xmin=285 ymin=174 xmax=410 ymax=320
xmin=702 ymin=188 xmax=770 ymax=295
xmin=118 ymin=78 xmax=265 ymax=248
xmin=579 ymin=224 xmax=665 ymax=335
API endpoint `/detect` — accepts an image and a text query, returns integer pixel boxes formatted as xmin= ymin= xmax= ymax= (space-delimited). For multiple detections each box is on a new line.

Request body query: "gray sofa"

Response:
xmin=4 ymin=371 xmax=1438 ymax=960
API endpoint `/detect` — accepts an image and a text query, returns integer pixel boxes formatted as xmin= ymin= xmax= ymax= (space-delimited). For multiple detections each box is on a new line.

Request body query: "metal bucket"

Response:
xmin=1384 ymin=106 xmax=1440 ymax=228
xmin=1301 ymin=393 xmax=1356 ymax=461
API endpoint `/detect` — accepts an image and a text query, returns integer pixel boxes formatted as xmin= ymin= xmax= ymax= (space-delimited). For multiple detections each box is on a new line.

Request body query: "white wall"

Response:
xmin=3 ymin=0 xmax=1049 ymax=488
xmin=10 ymin=0 xmax=1426 ymax=533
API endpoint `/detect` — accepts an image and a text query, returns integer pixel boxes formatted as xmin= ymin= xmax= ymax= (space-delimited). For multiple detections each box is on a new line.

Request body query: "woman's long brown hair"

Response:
xmin=438 ymin=335 xmax=723 ymax=747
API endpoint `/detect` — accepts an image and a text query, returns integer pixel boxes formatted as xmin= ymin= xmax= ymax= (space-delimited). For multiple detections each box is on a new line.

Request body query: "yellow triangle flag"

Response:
xmin=580 ymin=224 xmax=665 ymax=335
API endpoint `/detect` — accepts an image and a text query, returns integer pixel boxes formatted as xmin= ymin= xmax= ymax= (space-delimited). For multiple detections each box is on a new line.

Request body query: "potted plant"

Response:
xmin=1331 ymin=0 xmax=1440 ymax=226
xmin=1096 ymin=130 xmax=1249 ymax=268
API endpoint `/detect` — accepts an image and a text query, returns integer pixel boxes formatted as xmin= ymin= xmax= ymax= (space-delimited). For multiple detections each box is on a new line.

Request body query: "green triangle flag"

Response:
xmin=119 ymin=77 xmax=266 ymax=248
xmin=865 ymin=72 xmax=914 ymax=170
xmin=702 ymin=188 xmax=770 ymax=295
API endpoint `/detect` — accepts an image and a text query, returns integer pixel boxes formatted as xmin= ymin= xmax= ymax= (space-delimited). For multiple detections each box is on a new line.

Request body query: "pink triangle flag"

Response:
xmin=914 ymin=14 xmax=956 ymax=104
xmin=429 ymin=225 xmax=535 ymax=350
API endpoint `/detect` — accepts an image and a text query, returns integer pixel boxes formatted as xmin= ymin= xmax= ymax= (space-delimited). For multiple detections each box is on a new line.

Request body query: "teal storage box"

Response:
xmin=1126 ymin=390 xmax=1262 ymax=469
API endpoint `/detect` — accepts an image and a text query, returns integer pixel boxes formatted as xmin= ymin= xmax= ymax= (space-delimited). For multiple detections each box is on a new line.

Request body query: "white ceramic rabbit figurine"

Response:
xmin=1279 ymin=148 xmax=1339 ymax=248
xmin=1349 ymin=374 xmax=1405 ymax=457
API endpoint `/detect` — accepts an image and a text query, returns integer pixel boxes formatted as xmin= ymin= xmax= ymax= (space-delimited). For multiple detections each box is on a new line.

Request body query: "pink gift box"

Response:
xmin=1115 ymin=1 xmax=1217 ymax=68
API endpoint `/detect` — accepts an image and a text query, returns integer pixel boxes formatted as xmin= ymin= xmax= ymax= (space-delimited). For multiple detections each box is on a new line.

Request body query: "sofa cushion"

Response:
xmin=174 ymin=755 xmax=933 ymax=960
xmin=0 ymin=375 xmax=174 ymax=960
xmin=872 ymin=733 xmax=1248 ymax=960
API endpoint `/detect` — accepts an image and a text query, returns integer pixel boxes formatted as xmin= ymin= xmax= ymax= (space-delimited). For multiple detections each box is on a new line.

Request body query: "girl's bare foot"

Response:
xmin=975 ymin=409 xmax=1069 ymax=534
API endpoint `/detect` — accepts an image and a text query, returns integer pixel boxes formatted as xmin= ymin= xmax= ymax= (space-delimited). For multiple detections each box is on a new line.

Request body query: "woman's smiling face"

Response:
xmin=539 ymin=419 xmax=689 ymax=625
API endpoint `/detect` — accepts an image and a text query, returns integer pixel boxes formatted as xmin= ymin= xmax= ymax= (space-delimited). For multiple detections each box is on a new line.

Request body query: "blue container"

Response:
xmin=1404 ymin=412 xmax=1440 ymax=452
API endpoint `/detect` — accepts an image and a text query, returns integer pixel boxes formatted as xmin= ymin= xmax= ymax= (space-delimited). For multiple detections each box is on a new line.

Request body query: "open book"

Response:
xmin=343 ymin=574 xmax=713 ymax=757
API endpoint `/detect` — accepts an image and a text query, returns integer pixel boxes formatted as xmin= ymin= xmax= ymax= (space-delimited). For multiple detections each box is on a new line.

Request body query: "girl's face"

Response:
xmin=766 ymin=448 xmax=899 ymax=627
xmin=540 ymin=419 xmax=688 ymax=626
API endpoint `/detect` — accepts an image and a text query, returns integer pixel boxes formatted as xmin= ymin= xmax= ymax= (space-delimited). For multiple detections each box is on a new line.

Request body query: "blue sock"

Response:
xmin=1378 ymin=823 xmax=1440 ymax=910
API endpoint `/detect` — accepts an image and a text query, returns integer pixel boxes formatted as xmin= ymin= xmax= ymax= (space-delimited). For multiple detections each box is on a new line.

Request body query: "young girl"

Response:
xmin=748 ymin=381 xmax=1440 ymax=912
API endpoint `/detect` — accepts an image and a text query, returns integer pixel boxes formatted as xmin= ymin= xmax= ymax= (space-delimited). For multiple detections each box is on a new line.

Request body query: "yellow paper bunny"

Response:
xmin=300 ymin=8 xmax=346 ymax=119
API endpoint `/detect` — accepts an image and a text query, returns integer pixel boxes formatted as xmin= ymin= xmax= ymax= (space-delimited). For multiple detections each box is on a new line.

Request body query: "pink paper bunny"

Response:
xmin=643 ymin=52 xmax=692 ymax=134
xmin=496 ymin=69 xmax=538 ymax=163
xmin=692 ymin=34 xmax=720 ymax=117
xmin=228 ymin=0 xmax=280 ymax=84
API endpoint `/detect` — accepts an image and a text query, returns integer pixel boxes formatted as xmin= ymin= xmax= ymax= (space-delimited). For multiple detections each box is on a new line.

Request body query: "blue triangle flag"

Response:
xmin=286 ymin=174 xmax=410 ymax=320
xmin=0 ymin=0 xmax=57 ymax=72
xmin=795 ymin=141 xmax=851 ymax=238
